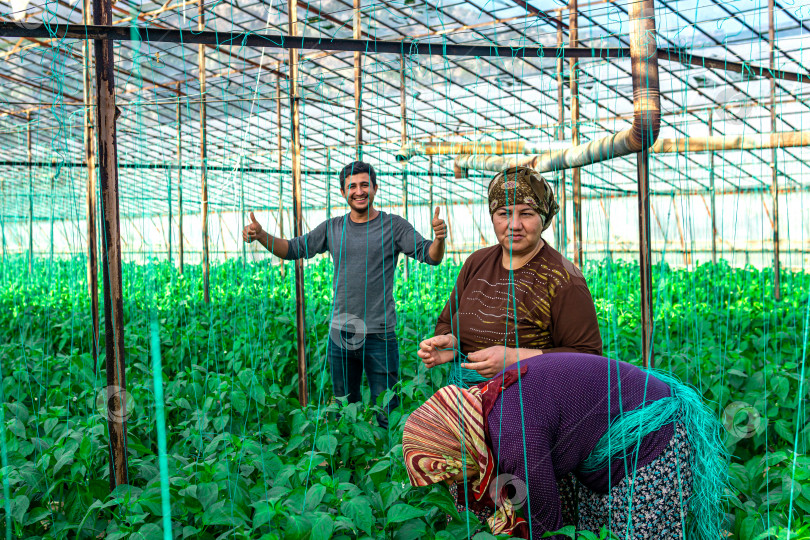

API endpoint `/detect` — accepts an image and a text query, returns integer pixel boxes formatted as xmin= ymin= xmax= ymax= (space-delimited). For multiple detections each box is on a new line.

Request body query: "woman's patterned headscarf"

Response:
xmin=402 ymin=385 xmax=526 ymax=536
xmin=487 ymin=166 xmax=559 ymax=231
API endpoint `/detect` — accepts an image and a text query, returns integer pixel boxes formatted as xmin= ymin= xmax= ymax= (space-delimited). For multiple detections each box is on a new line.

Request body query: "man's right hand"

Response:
xmin=418 ymin=334 xmax=458 ymax=369
xmin=243 ymin=211 xmax=264 ymax=243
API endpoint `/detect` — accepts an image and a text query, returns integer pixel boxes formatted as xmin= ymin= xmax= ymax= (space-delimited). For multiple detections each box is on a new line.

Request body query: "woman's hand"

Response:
xmin=418 ymin=334 xmax=458 ymax=369
xmin=461 ymin=346 xmax=516 ymax=379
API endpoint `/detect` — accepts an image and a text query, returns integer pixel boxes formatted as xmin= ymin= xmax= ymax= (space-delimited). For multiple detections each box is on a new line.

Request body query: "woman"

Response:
xmin=402 ymin=353 xmax=727 ymax=539
xmin=420 ymin=166 xmax=601 ymax=380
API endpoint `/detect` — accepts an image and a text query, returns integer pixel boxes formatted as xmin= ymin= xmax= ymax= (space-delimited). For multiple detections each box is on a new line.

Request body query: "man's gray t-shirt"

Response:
xmin=283 ymin=211 xmax=438 ymax=335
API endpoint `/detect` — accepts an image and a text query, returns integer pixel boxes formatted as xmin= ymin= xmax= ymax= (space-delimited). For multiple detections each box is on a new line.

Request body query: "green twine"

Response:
xmin=150 ymin=320 xmax=172 ymax=540
xmin=0 ymin=357 xmax=11 ymax=540
xmin=581 ymin=370 xmax=729 ymax=540
xmin=447 ymin=351 xmax=489 ymax=388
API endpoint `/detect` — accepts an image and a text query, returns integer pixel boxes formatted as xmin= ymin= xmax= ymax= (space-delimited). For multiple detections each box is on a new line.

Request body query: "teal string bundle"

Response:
xmin=581 ymin=370 xmax=729 ymax=540
xmin=445 ymin=351 xmax=489 ymax=388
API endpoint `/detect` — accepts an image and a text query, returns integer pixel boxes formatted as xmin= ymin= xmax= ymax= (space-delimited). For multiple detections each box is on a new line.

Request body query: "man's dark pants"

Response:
xmin=327 ymin=331 xmax=400 ymax=428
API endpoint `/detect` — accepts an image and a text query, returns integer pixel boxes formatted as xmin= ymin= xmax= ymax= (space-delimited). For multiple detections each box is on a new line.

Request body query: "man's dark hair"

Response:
xmin=338 ymin=161 xmax=376 ymax=190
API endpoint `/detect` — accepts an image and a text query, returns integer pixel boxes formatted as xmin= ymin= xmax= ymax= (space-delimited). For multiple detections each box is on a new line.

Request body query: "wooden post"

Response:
xmin=638 ymin=148 xmax=654 ymax=368
xmin=569 ymin=1 xmax=583 ymax=267
xmin=769 ymin=0 xmax=781 ymax=300
xmin=177 ymin=100 xmax=184 ymax=274
xmin=27 ymin=112 xmax=32 ymax=274
xmin=83 ymin=0 xmax=99 ymax=366
xmin=400 ymin=54 xmax=409 ymax=279
xmin=556 ymin=21 xmax=567 ymax=255
xmin=353 ymin=0 xmax=362 ymax=161
xmin=94 ymin=0 xmax=129 ymax=489
xmin=708 ymin=109 xmax=717 ymax=265
xmin=288 ymin=0 xmax=308 ymax=406
xmin=199 ymin=0 xmax=210 ymax=303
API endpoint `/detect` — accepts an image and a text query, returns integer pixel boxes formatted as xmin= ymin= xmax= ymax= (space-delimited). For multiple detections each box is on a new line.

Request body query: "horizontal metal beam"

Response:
xmin=0 ymin=22 xmax=806 ymax=83
xmin=0 ymin=22 xmax=626 ymax=58
xmin=0 ymin=159 xmax=489 ymax=178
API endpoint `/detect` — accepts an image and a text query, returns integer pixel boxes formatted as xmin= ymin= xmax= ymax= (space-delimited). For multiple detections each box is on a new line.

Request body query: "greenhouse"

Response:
xmin=0 ymin=0 xmax=808 ymax=536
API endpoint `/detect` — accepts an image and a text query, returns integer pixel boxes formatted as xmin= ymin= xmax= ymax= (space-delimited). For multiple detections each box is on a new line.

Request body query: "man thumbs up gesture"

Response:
xmin=432 ymin=206 xmax=447 ymax=240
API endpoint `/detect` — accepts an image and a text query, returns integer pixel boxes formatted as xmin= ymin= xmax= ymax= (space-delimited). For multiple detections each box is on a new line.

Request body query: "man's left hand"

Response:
xmin=432 ymin=207 xmax=447 ymax=240
xmin=461 ymin=346 xmax=515 ymax=379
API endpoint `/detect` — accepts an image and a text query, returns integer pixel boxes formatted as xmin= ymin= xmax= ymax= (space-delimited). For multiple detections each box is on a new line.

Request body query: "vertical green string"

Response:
xmin=0 ymin=357 xmax=10 ymax=540
xmin=150 ymin=320 xmax=172 ymax=540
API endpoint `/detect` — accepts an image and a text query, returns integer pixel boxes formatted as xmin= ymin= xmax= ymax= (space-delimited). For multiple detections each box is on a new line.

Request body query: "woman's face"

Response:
xmin=491 ymin=204 xmax=544 ymax=255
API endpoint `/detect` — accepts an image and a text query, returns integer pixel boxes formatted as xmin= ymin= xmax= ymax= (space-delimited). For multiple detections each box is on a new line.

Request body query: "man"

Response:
xmin=243 ymin=161 xmax=446 ymax=427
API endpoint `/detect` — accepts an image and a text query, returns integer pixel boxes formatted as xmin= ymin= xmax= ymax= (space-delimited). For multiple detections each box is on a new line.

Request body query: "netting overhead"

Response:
xmin=0 ymin=0 xmax=808 ymax=222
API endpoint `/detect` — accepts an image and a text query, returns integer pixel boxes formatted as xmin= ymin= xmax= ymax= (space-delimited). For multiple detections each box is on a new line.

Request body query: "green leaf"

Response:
xmin=311 ymin=513 xmax=334 ymax=540
xmin=386 ymin=503 xmax=428 ymax=525
xmin=197 ymin=482 xmax=218 ymax=509
xmin=131 ymin=523 xmax=165 ymax=540
xmin=341 ymin=496 xmax=375 ymax=536
xmin=418 ymin=491 xmax=460 ymax=521
xmin=472 ymin=533 xmax=498 ymax=540
xmin=305 ymin=484 xmax=327 ymax=512
xmin=543 ymin=525 xmax=576 ymax=538
xmin=252 ymin=501 xmax=278 ymax=528
xmin=315 ymin=434 xmax=338 ymax=456
xmin=203 ymin=505 xmax=246 ymax=527
xmin=10 ymin=495 xmax=29 ymax=524
xmin=232 ymin=390 xmax=248 ymax=414
xmin=352 ymin=422 xmax=375 ymax=445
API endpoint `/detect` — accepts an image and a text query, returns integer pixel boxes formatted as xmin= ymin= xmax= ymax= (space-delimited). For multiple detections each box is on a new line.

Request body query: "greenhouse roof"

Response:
xmin=1 ymin=0 xmax=809 ymax=220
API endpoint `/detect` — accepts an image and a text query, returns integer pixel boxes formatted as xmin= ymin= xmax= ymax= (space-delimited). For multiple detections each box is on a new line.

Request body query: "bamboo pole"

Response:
xmin=199 ymin=0 xmax=210 ymax=303
xmin=177 ymin=100 xmax=184 ymax=274
xmin=400 ymin=53 xmax=409 ymax=279
xmin=769 ymin=0 xmax=781 ymax=300
xmin=708 ymin=110 xmax=717 ymax=265
xmin=353 ymin=0 xmax=362 ymax=161
xmin=83 ymin=0 xmax=99 ymax=366
xmin=556 ymin=21 xmax=567 ymax=255
xmin=27 ymin=111 xmax=32 ymax=274
xmin=94 ymin=0 xmax=129 ymax=490
xmin=569 ymin=0 xmax=583 ymax=267
xmin=288 ymin=0 xmax=308 ymax=406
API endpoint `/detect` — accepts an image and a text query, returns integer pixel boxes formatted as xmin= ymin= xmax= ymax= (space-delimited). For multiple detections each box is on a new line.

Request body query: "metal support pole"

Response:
xmin=400 ymin=53 xmax=409 ymax=279
xmin=353 ymin=0 xmax=362 ymax=161
xmin=708 ymin=109 xmax=717 ymax=265
xmin=167 ymin=163 xmax=172 ymax=266
xmin=177 ymin=100 xmax=184 ymax=274
xmin=638 ymin=149 xmax=654 ymax=368
xmin=769 ymin=0 xmax=781 ymax=300
xmin=569 ymin=1 xmax=583 ymax=267
xmin=288 ymin=0 xmax=308 ymax=406
xmin=199 ymin=0 xmax=210 ymax=303
xmin=556 ymin=21 xmax=567 ymax=255
xmin=326 ymin=148 xmax=331 ymax=220
xmin=240 ymin=156 xmax=246 ymax=268
xmin=276 ymin=69 xmax=286 ymax=277
xmin=27 ymin=112 xmax=32 ymax=274
xmin=83 ymin=0 xmax=99 ymax=366
xmin=94 ymin=0 xmax=129 ymax=490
